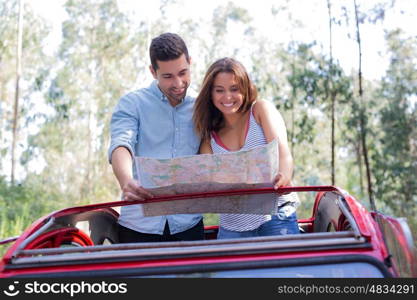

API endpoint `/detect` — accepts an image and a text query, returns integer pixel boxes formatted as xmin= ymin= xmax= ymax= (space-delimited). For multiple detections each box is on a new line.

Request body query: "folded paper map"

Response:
xmin=135 ymin=139 xmax=279 ymax=216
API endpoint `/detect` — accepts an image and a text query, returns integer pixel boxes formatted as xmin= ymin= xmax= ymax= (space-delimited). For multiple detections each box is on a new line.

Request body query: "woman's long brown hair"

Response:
xmin=193 ymin=57 xmax=258 ymax=141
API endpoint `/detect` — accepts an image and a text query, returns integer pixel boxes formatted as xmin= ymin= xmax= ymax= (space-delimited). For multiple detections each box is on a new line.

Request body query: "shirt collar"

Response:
xmin=150 ymin=80 xmax=164 ymax=101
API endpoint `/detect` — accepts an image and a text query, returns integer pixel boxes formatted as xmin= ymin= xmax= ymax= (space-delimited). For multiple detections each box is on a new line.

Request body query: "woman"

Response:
xmin=193 ymin=57 xmax=299 ymax=239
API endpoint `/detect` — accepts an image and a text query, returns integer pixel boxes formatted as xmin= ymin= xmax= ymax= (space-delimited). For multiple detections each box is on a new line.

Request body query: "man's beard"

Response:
xmin=168 ymin=85 xmax=188 ymax=102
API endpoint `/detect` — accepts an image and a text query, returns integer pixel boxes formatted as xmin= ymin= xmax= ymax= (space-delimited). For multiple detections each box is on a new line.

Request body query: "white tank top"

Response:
xmin=210 ymin=107 xmax=297 ymax=231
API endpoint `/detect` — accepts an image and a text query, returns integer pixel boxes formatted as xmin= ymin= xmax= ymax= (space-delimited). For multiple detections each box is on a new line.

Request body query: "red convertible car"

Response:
xmin=0 ymin=186 xmax=416 ymax=278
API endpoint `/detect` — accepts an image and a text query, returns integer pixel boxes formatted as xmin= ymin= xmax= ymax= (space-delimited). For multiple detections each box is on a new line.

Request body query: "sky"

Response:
xmin=29 ymin=0 xmax=417 ymax=81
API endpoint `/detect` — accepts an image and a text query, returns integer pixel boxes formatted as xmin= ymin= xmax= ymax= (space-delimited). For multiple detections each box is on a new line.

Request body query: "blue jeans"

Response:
xmin=217 ymin=211 xmax=299 ymax=239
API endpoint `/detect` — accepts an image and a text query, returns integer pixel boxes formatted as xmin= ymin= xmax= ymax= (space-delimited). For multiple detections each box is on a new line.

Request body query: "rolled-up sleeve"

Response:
xmin=108 ymin=93 xmax=140 ymax=164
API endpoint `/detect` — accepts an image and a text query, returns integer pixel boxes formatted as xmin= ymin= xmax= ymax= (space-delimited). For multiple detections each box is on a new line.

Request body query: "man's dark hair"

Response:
xmin=149 ymin=33 xmax=190 ymax=71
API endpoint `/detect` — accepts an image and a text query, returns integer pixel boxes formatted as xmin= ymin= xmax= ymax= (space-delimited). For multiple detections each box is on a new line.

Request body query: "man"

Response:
xmin=108 ymin=33 xmax=203 ymax=243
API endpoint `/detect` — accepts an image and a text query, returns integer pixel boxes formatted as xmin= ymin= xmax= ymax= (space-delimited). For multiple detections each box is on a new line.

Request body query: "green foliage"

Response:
xmin=0 ymin=176 xmax=63 ymax=256
xmin=372 ymin=29 xmax=417 ymax=218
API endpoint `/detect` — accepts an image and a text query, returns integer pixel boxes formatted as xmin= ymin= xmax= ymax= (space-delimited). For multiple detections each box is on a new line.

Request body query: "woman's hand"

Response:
xmin=273 ymin=172 xmax=291 ymax=190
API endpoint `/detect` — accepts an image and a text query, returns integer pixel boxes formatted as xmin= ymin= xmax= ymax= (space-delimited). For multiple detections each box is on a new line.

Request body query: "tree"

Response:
xmin=353 ymin=0 xmax=375 ymax=210
xmin=0 ymin=0 xmax=49 ymax=183
xmin=10 ymin=0 xmax=24 ymax=184
xmin=25 ymin=0 xmax=143 ymax=204
xmin=327 ymin=0 xmax=336 ymax=185
xmin=210 ymin=2 xmax=252 ymax=58
xmin=0 ymin=1 xmax=18 ymax=175
xmin=373 ymin=29 xmax=417 ymax=218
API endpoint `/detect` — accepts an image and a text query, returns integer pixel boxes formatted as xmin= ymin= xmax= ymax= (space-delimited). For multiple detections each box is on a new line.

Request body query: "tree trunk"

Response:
xmin=354 ymin=0 xmax=375 ymax=210
xmin=0 ymin=82 xmax=5 ymax=173
xmin=355 ymin=138 xmax=364 ymax=195
xmin=290 ymin=87 xmax=295 ymax=158
xmin=327 ymin=0 xmax=336 ymax=185
xmin=11 ymin=0 xmax=24 ymax=185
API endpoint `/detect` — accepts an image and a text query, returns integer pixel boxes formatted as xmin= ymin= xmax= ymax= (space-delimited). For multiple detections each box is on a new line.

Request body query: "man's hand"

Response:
xmin=111 ymin=147 xmax=153 ymax=201
xmin=122 ymin=178 xmax=154 ymax=201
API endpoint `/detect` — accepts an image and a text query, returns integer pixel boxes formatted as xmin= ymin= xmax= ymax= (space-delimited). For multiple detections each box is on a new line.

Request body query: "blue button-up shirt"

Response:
xmin=108 ymin=80 xmax=202 ymax=234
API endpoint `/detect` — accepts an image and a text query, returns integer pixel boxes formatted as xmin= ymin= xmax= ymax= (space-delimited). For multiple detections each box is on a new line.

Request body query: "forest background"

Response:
xmin=0 ymin=0 xmax=416 ymax=255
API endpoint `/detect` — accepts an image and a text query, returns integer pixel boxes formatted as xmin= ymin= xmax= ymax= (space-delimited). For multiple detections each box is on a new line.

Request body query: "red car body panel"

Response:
xmin=1 ymin=186 xmax=415 ymax=278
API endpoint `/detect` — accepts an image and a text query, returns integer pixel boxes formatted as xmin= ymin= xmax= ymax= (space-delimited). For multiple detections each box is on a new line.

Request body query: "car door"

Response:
xmin=373 ymin=212 xmax=417 ymax=277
